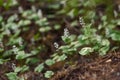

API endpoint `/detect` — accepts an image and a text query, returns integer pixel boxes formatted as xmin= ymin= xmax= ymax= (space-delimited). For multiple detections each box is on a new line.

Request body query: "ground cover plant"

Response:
xmin=0 ymin=0 xmax=120 ymax=80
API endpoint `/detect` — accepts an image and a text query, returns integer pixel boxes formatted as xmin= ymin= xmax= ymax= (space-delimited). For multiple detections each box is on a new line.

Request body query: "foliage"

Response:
xmin=0 ymin=0 xmax=120 ymax=79
xmin=44 ymin=71 xmax=54 ymax=78
xmin=34 ymin=63 xmax=44 ymax=73
xmin=6 ymin=72 xmax=18 ymax=80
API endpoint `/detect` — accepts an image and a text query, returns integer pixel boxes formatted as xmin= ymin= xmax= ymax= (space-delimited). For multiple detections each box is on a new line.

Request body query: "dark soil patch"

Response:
xmin=50 ymin=52 xmax=120 ymax=80
xmin=1 ymin=52 xmax=119 ymax=80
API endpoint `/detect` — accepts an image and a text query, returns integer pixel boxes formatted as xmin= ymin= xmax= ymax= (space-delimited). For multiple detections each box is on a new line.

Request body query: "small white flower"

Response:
xmin=5 ymin=29 xmax=11 ymax=35
xmin=114 ymin=10 xmax=118 ymax=18
xmin=31 ymin=38 xmax=35 ymax=45
xmin=12 ymin=63 xmax=16 ymax=70
xmin=13 ymin=45 xmax=16 ymax=48
xmin=38 ymin=9 xmax=43 ymax=18
xmin=12 ymin=45 xmax=19 ymax=54
xmin=79 ymin=17 xmax=85 ymax=26
xmin=64 ymin=28 xmax=70 ymax=37
xmin=31 ymin=6 xmax=36 ymax=12
xmin=54 ymin=42 xmax=59 ymax=49
xmin=0 ymin=41 xmax=3 ymax=48
xmin=118 ymin=5 xmax=120 ymax=11
xmin=18 ymin=6 xmax=23 ymax=13
xmin=19 ymin=40 xmax=23 ymax=46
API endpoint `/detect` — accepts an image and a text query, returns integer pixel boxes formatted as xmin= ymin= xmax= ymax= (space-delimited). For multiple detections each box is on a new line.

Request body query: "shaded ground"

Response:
xmin=1 ymin=51 xmax=120 ymax=80
xmin=51 ymin=52 xmax=120 ymax=80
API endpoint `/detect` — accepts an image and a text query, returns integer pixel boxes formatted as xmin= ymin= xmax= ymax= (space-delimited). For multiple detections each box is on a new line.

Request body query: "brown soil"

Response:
xmin=0 ymin=52 xmax=120 ymax=80
xmin=50 ymin=52 xmax=120 ymax=80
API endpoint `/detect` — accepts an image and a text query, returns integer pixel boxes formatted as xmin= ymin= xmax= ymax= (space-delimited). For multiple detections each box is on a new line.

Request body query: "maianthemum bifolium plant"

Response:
xmin=0 ymin=0 xmax=120 ymax=79
xmin=1 ymin=16 xmax=120 ymax=79
xmin=34 ymin=16 xmax=120 ymax=78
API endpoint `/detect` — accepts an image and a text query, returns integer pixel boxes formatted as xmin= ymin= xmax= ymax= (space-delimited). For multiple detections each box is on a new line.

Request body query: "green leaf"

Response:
xmin=0 ymin=16 xmax=3 ymax=22
xmin=45 ymin=59 xmax=55 ymax=66
xmin=101 ymin=39 xmax=110 ymax=46
xmin=0 ymin=59 xmax=4 ymax=64
xmin=15 ymin=51 xmax=32 ymax=60
xmin=35 ymin=18 xmax=48 ymax=26
xmin=62 ymin=35 xmax=76 ymax=44
xmin=14 ymin=65 xmax=29 ymax=73
xmin=110 ymin=32 xmax=120 ymax=41
xmin=57 ymin=54 xmax=67 ymax=62
xmin=14 ymin=67 xmax=21 ymax=73
xmin=26 ymin=58 xmax=39 ymax=64
xmin=117 ymin=20 xmax=120 ymax=25
xmin=99 ymin=46 xmax=109 ymax=56
xmin=19 ymin=65 xmax=29 ymax=73
xmin=35 ymin=63 xmax=44 ymax=72
xmin=101 ymin=15 xmax=107 ymax=21
xmin=63 ymin=37 xmax=70 ymax=43
xmin=44 ymin=71 xmax=54 ymax=78
xmin=7 ymin=37 xmax=22 ymax=46
xmin=7 ymin=14 xmax=18 ymax=22
xmin=0 ymin=48 xmax=4 ymax=52
xmin=39 ymin=26 xmax=51 ymax=32
xmin=54 ymin=25 xmax=61 ymax=30
xmin=59 ymin=45 xmax=70 ymax=50
xmin=79 ymin=47 xmax=93 ymax=55
xmin=18 ymin=20 xmax=31 ymax=26
xmin=6 ymin=72 xmax=18 ymax=80
xmin=0 ymin=59 xmax=10 ymax=64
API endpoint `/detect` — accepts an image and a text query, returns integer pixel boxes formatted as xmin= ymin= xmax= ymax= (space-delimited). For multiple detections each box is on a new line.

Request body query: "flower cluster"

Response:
xmin=54 ymin=42 xmax=59 ymax=49
xmin=79 ymin=17 xmax=85 ymax=26
xmin=64 ymin=28 xmax=70 ymax=37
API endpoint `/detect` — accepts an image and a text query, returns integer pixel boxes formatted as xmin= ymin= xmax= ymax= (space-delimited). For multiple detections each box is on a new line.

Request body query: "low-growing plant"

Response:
xmin=0 ymin=0 xmax=120 ymax=79
xmin=34 ymin=16 xmax=120 ymax=78
xmin=0 ymin=0 xmax=18 ymax=9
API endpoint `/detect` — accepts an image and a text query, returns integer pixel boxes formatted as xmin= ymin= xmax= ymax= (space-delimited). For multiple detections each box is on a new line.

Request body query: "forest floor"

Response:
xmin=51 ymin=52 xmax=120 ymax=80
xmin=0 ymin=0 xmax=120 ymax=80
